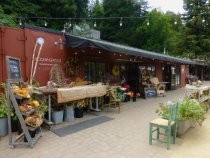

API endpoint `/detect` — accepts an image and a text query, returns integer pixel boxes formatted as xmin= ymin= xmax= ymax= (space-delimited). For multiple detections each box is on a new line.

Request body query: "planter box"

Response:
xmin=51 ymin=110 xmax=64 ymax=124
xmin=63 ymin=106 xmax=74 ymax=122
xmin=0 ymin=117 xmax=8 ymax=136
xmin=177 ymin=120 xmax=194 ymax=137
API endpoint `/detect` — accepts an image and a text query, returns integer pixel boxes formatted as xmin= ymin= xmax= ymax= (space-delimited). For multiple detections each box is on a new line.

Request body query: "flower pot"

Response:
xmin=64 ymin=106 xmax=74 ymax=122
xmin=74 ymin=108 xmax=83 ymax=118
xmin=51 ymin=110 xmax=64 ymax=124
xmin=0 ymin=117 xmax=8 ymax=136
xmin=177 ymin=120 xmax=194 ymax=137
xmin=11 ymin=119 xmax=18 ymax=132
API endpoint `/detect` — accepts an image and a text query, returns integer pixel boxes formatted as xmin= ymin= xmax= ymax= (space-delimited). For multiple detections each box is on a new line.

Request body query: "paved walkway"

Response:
xmin=0 ymin=82 xmax=210 ymax=158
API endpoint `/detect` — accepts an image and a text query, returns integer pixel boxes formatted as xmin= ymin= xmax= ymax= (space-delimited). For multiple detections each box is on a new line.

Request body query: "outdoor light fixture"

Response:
xmin=94 ymin=21 xmax=97 ymax=27
xmin=54 ymin=38 xmax=65 ymax=50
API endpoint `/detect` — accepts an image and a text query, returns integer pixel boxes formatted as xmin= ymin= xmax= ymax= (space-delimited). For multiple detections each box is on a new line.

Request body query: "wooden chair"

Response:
xmin=102 ymin=88 xmax=121 ymax=113
xmin=149 ymin=102 xmax=178 ymax=149
xmin=150 ymin=77 xmax=166 ymax=96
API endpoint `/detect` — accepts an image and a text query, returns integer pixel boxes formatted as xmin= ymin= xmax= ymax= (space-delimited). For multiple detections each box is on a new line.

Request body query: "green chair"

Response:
xmin=149 ymin=102 xmax=178 ymax=149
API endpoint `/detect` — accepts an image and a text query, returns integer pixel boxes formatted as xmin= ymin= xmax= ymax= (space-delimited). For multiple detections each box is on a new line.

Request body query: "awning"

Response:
xmin=65 ymin=34 xmax=197 ymax=65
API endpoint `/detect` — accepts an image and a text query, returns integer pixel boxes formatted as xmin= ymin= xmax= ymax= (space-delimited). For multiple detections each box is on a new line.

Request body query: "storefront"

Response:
xmin=0 ymin=25 xmax=206 ymax=91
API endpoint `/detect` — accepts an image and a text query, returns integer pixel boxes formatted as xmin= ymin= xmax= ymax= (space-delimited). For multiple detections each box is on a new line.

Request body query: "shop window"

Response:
xmin=84 ymin=62 xmax=105 ymax=83
xmin=175 ymin=67 xmax=180 ymax=85
xmin=139 ymin=66 xmax=156 ymax=85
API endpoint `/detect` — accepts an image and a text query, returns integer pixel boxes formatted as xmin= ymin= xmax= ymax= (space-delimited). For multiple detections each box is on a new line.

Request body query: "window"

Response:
xmin=139 ymin=65 xmax=156 ymax=84
xmin=84 ymin=62 xmax=105 ymax=83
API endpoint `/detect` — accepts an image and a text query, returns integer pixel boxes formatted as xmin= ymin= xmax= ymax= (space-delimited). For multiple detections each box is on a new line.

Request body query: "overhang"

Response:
xmin=65 ymin=34 xmax=197 ymax=65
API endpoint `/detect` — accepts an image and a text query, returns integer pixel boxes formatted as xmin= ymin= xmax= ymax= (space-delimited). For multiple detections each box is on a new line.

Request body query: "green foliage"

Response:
xmin=0 ymin=6 xmax=17 ymax=27
xmin=182 ymin=0 xmax=210 ymax=58
xmin=35 ymin=98 xmax=48 ymax=117
xmin=156 ymin=99 xmax=206 ymax=126
xmin=0 ymin=93 xmax=8 ymax=118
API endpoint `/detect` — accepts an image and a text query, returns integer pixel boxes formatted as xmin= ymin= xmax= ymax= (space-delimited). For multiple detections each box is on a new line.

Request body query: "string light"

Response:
xmin=119 ymin=17 xmax=123 ymax=27
xmin=19 ymin=19 xmax=22 ymax=26
xmin=18 ymin=13 xmax=210 ymax=28
xmin=44 ymin=20 xmax=47 ymax=27
xmin=147 ymin=20 xmax=149 ymax=26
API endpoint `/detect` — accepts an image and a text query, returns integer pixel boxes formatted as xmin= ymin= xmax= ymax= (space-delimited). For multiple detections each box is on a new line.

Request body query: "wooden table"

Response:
xmin=35 ymin=84 xmax=108 ymax=124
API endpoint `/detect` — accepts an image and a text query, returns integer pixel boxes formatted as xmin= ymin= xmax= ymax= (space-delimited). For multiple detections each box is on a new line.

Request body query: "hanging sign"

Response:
xmin=6 ymin=56 xmax=22 ymax=80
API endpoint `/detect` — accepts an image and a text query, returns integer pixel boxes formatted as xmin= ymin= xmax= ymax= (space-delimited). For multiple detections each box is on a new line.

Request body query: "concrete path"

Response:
xmin=0 ymin=82 xmax=210 ymax=158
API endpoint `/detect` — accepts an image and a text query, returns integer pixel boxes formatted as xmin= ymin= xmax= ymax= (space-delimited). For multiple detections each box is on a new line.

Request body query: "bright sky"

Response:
xmin=147 ymin=0 xmax=185 ymax=14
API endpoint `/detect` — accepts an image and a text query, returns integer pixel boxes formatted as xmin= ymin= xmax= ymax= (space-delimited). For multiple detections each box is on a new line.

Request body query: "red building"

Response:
xmin=0 ymin=25 xmax=203 ymax=91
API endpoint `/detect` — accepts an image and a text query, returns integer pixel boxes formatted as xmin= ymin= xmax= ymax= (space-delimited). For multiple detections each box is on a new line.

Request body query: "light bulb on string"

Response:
xmin=202 ymin=18 xmax=205 ymax=23
xmin=174 ymin=20 xmax=177 ymax=25
xmin=147 ymin=20 xmax=150 ymax=26
xmin=120 ymin=17 xmax=123 ymax=27
xmin=44 ymin=20 xmax=47 ymax=27
xmin=19 ymin=19 xmax=22 ymax=26
xmin=69 ymin=18 xmax=72 ymax=27
xmin=94 ymin=21 xmax=97 ymax=27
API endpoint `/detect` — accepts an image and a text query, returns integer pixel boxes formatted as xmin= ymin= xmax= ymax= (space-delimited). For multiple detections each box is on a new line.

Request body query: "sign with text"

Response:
xmin=144 ymin=87 xmax=157 ymax=98
xmin=6 ymin=56 xmax=22 ymax=80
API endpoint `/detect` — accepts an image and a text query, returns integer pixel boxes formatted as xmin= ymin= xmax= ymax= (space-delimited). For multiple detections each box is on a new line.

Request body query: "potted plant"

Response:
xmin=11 ymin=111 xmax=19 ymax=132
xmin=74 ymin=99 xmax=86 ymax=118
xmin=0 ymin=93 xmax=8 ymax=136
xmin=63 ymin=103 xmax=74 ymax=122
xmin=156 ymin=99 xmax=206 ymax=136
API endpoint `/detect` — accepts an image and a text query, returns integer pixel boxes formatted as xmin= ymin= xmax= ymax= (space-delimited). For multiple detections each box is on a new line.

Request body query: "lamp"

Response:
xmin=54 ymin=38 xmax=65 ymax=50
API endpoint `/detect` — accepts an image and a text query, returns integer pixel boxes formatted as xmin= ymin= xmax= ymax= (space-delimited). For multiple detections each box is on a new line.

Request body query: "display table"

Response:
xmin=36 ymin=84 xmax=108 ymax=124
xmin=185 ymin=84 xmax=210 ymax=103
xmin=57 ymin=85 xmax=107 ymax=103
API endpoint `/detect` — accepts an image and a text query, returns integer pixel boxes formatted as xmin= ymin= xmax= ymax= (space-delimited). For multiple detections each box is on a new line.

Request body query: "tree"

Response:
xmin=0 ymin=6 xmax=17 ymax=27
xmin=182 ymin=0 xmax=210 ymax=59
xmin=101 ymin=0 xmax=148 ymax=46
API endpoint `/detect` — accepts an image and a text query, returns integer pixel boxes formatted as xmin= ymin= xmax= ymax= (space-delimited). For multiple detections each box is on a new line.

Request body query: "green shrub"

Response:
xmin=156 ymin=99 xmax=206 ymax=126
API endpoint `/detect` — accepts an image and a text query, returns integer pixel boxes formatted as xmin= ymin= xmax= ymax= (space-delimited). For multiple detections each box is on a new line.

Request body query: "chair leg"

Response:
xmin=167 ymin=128 xmax=171 ymax=150
xmin=173 ymin=124 xmax=177 ymax=144
xmin=157 ymin=127 xmax=160 ymax=139
xmin=149 ymin=124 xmax=153 ymax=145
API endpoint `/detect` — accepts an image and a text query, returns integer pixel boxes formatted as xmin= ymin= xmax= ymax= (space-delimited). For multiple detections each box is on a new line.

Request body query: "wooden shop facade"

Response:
xmin=0 ymin=25 xmax=208 ymax=94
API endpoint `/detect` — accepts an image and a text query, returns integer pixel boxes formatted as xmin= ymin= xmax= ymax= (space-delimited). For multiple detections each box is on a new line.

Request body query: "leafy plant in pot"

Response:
xmin=74 ymin=99 xmax=87 ymax=118
xmin=0 ymin=92 xmax=8 ymax=136
xmin=156 ymin=99 xmax=206 ymax=136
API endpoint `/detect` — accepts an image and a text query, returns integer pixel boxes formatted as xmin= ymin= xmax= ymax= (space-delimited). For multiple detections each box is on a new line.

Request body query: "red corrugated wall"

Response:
xmin=0 ymin=26 xmax=70 ymax=86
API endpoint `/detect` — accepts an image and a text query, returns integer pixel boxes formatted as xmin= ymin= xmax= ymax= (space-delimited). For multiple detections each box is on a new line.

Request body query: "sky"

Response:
xmin=147 ymin=0 xmax=185 ymax=14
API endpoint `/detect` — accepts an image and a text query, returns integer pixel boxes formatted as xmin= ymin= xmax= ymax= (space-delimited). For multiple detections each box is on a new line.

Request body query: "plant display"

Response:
xmin=0 ymin=83 xmax=8 ymax=118
xmin=0 ymin=93 xmax=8 ymax=118
xmin=156 ymin=99 xmax=206 ymax=126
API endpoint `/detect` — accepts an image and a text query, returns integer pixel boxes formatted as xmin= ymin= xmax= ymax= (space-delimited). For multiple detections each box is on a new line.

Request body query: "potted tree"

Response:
xmin=156 ymin=99 xmax=206 ymax=136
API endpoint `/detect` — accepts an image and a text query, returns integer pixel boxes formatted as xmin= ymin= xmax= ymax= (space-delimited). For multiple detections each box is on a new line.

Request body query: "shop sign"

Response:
xmin=37 ymin=57 xmax=62 ymax=71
